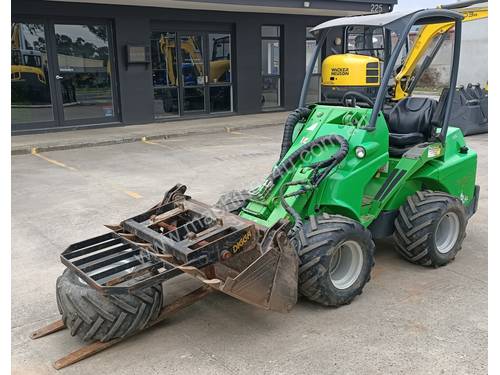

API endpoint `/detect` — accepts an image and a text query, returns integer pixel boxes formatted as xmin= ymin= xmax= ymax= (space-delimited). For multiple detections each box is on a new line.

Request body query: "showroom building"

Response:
xmin=12 ymin=0 xmax=396 ymax=133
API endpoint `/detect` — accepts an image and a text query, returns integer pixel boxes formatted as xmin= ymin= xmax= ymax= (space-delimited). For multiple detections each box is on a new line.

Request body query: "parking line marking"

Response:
xmin=141 ymin=137 xmax=193 ymax=153
xmin=31 ymin=148 xmax=143 ymax=200
xmin=31 ymin=148 xmax=77 ymax=171
xmin=142 ymin=137 xmax=177 ymax=149
xmin=225 ymin=129 xmax=273 ymax=140
xmin=141 ymin=137 xmax=158 ymax=146
xmin=125 ymin=191 xmax=143 ymax=199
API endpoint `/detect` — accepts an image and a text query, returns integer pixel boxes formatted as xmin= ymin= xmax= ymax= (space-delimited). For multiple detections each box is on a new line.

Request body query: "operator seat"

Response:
xmin=387 ymin=97 xmax=438 ymax=157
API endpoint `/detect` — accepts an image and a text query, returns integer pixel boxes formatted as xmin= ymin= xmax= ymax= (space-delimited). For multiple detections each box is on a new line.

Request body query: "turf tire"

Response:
xmin=56 ymin=269 xmax=163 ymax=342
xmin=394 ymin=190 xmax=467 ymax=267
xmin=294 ymin=213 xmax=375 ymax=307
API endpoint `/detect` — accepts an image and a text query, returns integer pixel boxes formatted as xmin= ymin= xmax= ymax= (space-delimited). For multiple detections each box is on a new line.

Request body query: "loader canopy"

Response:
xmin=300 ymin=9 xmax=464 ymax=143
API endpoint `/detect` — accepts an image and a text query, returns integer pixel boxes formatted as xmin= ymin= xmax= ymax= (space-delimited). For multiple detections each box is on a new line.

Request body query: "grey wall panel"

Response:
xmin=283 ymin=19 xmax=307 ymax=110
xmin=234 ymin=19 xmax=261 ymax=114
xmin=114 ymin=16 xmax=154 ymax=124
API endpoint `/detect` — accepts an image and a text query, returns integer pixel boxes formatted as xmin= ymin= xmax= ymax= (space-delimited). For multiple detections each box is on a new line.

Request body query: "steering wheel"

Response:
xmin=342 ymin=91 xmax=375 ymax=108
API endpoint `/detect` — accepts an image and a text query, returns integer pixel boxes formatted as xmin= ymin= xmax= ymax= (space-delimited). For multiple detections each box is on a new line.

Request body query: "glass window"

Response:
xmin=210 ymin=86 xmax=231 ymax=112
xmin=346 ymin=25 xmax=385 ymax=60
xmin=305 ymin=75 xmax=320 ymax=105
xmin=306 ymin=26 xmax=315 ymax=39
xmin=11 ymin=22 xmax=54 ymax=124
xmin=209 ymin=33 xmax=231 ymax=83
xmin=305 ymin=27 xmax=320 ymax=104
xmin=261 ymin=26 xmax=281 ymax=109
xmin=151 ymin=32 xmax=177 ymax=86
xmin=183 ymin=87 xmax=205 ymax=112
xmin=153 ymin=87 xmax=179 ymax=117
xmin=261 ymin=76 xmax=280 ymax=108
xmin=151 ymin=32 xmax=179 ymax=118
xmin=54 ymin=23 xmax=115 ymax=121
xmin=261 ymin=40 xmax=280 ymax=75
xmin=262 ymin=26 xmax=280 ymax=38
xmin=208 ymin=33 xmax=232 ymax=113
xmin=180 ymin=35 xmax=204 ymax=87
xmin=305 ymin=39 xmax=319 ymax=74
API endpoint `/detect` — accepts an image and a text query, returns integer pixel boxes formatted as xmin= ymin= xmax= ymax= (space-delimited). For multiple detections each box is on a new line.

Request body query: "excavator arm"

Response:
xmin=393 ymin=4 xmax=487 ymax=100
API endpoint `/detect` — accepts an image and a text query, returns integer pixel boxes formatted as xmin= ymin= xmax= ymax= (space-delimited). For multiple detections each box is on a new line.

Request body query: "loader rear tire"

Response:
xmin=214 ymin=190 xmax=251 ymax=214
xmin=294 ymin=214 xmax=375 ymax=307
xmin=56 ymin=269 xmax=163 ymax=342
xmin=394 ymin=190 xmax=467 ymax=267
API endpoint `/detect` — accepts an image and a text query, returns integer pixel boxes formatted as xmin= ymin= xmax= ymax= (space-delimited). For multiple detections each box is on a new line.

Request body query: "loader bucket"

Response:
xmin=180 ymin=220 xmax=299 ymax=312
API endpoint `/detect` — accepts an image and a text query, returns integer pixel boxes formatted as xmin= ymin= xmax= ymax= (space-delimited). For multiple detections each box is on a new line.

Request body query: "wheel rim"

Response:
xmin=329 ymin=240 xmax=364 ymax=290
xmin=435 ymin=212 xmax=460 ymax=254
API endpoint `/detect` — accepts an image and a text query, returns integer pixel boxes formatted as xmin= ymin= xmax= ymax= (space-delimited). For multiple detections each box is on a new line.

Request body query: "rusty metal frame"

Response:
xmin=60 ymin=197 xmax=260 ymax=295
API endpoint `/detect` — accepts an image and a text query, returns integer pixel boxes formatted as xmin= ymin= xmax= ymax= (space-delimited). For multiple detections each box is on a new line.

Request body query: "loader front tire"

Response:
xmin=56 ymin=269 xmax=163 ymax=342
xmin=294 ymin=214 xmax=375 ymax=307
xmin=214 ymin=190 xmax=251 ymax=214
xmin=394 ymin=190 xmax=467 ymax=267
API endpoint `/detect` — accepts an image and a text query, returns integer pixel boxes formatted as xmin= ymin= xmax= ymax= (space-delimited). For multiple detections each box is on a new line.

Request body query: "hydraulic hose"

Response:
xmin=271 ymin=134 xmax=349 ymax=184
xmin=279 ymin=107 xmax=312 ymax=161
xmin=274 ymin=134 xmax=349 ymax=238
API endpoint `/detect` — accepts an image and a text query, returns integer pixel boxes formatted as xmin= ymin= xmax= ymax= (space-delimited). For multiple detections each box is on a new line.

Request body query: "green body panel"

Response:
xmin=239 ymin=104 xmax=477 ymax=229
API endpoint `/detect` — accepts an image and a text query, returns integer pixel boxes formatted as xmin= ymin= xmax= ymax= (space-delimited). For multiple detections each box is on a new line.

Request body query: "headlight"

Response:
xmin=355 ymin=146 xmax=366 ymax=159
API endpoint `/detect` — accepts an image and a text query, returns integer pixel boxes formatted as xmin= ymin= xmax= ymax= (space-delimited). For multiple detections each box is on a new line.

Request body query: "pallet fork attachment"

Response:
xmin=31 ymin=185 xmax=298 ymax=369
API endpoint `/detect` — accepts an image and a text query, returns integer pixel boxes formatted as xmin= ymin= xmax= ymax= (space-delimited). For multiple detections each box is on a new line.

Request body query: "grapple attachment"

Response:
xmin=61 ymin=185 xmax=298 ymax=312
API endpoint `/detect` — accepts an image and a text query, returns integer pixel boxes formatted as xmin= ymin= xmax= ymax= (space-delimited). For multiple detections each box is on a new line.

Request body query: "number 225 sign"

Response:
xmin=370 ymin=4 xmax=383 ymax=13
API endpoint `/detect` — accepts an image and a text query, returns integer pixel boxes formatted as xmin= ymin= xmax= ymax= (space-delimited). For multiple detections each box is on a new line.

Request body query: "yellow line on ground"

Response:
xmin=141 ymin=137 xmax=192 ymax=153
xmin=30 ymin=148 xmax=143 ymax=200
xmin=225 ymin=129 xmax=273 ymax=140
xmin=125 ymin=190 xmax=143 ymax=199
xmin=31 ymin=148 xmax=77 ymax=171
xmin=141 ymin=137 xmax=159 ymax=146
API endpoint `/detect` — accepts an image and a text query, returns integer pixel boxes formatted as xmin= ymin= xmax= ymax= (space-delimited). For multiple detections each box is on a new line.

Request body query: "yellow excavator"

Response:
xmin=158 ymin=34 xmax=230 ymax=86
xmin=11 ymin=23 xmax=51 ymax=104
xmin=320 ymin=0 xmax=487 ymax=103
xmin=157 ymin=34 xmax=230 ymax=112
xmin=393 ymin=1 xmax=487 ymax=100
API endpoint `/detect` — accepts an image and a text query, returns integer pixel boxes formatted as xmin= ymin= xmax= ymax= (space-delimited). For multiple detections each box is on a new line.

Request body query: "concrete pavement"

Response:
xmin=11 ymin=112 xmax=288 ymax=155
xmin=11 ymin=127 xmax=487 ymax=374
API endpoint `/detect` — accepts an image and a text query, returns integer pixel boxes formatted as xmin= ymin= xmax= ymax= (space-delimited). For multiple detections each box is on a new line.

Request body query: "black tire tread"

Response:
xmin=56 ymin=269 xmax=163 ymax=342
xmin=295 ymin=213 xmax=375 ymax=307
xmin=394 ymin=190 xmax=466 ymax=267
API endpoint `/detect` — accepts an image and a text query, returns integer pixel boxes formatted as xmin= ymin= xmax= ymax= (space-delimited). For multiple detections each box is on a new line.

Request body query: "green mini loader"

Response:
xmin=33 ymin=8 xmax=479 ymax=369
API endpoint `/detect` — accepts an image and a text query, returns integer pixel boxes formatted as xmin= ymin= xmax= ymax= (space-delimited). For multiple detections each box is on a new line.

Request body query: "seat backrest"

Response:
xmin=388 ymin=97 xmax=437 ymax=136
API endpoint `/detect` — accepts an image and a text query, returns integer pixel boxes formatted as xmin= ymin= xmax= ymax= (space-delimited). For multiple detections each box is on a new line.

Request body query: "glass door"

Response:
xmin=52 ymin=22 xmax=118 ymax=124
xmin=208 ymin=33 xmax=232 ymax=113
xmin=151 ymin=31 xmax=179 ymax=118
xmin=150 ymin=30 xmax=234 ymax=118
xmin=11 ymin=21 xmax=56 ymax=129
xmin=179 ymin=33 xmax=207 ymax=114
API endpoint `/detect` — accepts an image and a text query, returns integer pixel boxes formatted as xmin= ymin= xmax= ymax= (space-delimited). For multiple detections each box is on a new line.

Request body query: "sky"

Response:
xmin=394 ymin=0 xmax=458 ymax=11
